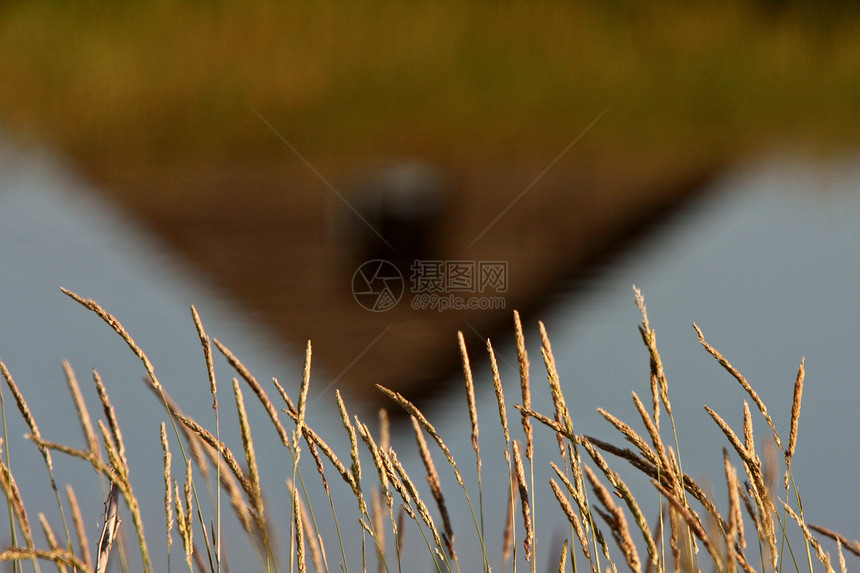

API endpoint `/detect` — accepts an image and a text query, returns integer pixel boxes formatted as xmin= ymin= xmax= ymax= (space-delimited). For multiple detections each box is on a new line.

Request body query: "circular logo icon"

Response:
xmin=352 ymin=260 xmax=404 ymax=312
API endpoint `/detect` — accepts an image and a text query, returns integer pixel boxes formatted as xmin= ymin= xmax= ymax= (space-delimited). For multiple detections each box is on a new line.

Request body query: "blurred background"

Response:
xmin=3 ymin=0 xmax=859 ymax=402
xmin=1 ymin=0 xmax=859 ymax=570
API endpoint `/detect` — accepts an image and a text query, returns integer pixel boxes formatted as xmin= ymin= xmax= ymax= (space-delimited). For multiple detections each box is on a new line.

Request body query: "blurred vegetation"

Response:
xmin=1 ymin=0 xmax=859 ymax=175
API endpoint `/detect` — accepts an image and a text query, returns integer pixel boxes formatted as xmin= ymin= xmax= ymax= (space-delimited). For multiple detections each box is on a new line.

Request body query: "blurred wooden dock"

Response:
xmin=90 ymin=153 xmax=722 ymax=410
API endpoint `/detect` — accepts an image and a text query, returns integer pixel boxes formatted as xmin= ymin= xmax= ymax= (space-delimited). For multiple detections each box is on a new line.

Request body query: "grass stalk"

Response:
xmin=191 ymin=304 xmax=221 ymax=573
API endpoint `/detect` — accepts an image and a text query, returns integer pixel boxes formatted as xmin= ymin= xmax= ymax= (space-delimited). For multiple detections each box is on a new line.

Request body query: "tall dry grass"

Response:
xmin=0 ymin=286 xmax=856 ymax=572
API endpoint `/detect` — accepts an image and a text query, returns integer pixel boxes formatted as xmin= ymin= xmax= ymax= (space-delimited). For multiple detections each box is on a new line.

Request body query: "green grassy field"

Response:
xmin=2 ymin=0 xmax=859 ymax=178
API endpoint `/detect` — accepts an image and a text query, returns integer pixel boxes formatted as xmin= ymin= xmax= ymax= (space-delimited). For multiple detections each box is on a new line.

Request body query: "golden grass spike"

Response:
xmin=577 ymin=426 xmax=618 ymax=488
xmin=513 ymin=311 xmax=533 ymax=460
xmin=693 ymin=323 xmax=783 ymax=450
xmin=174 ymin=482 xmax=191 ymax=570
xmin=787 ymin=357 xmax=805 ymax=462
xmin=742 ymin=401 xmax=755 ymax=461
xmin=512 ymin=441 xmax=533 ymax=561
xmin=596 ymin=407 xmax=660 ymax=470
xmin=808 ymin=525 xmax=860 ymax=557
xmin=284 ymin=406 xmax=355 ymax=493
xmin=28 ymin=436 xmax=112 ymax=478
xmin=567 ymin=442 xmax=585 ymax=506
xmin=307 ymin=437 xmax=331 ymax=495
xmin=45 ymin=297 xmax=179 ymax=570
xmin=377 ymin=435 xmax=400 ymax=505
xmin=293 ymin=484 xmax=307 ymax=573
xmin=838 ymin=540 xmax=847 ymax=573
xmin=38 ymin=513 xmax=64 ymax=565
xmin=60 ymin=288 xmax=161 ymax=390
xmin=651 ymin=479 xmax=723 ymax=570
xmin=666 ymin=505 xmax=681 ymax=573
xmin=111 ymin=461 xmax=151 ymax=571
xmin=146 ymin=379 xmax=254 ymax=500
xmin=356 ymin=418 xmax=391 ymax=508
xmin=295 ymin=340 xmax=312 ymax=450
xmin=738 ymin=472 xmax=761 ymax=532
xmin=411 ymin=416 xmax=454 ymax=545
xmin=513 ymin=405 xmax=569 ymax=439
xmin=174 ymin=408 xmax=252 ymax=497
xmin=274 ymin=377 xmax=296 ymax=411
xmin=649 ymin=373 xmax=660 ymax=432
xmin=388 ymin=448 xmax=444 ymax=552
xmin=583 ymin=436 xmax=656 ymax=479
xmin=376 ymin=385 xmax=464 ymax=487
xmin=723 ymin=450 xmax=740 ymax=570
xmin=664 ymin=445 xmax=683 ymax=495
xmin=584 ymin=465 xmax=641 ymax=572
xmin=585 ymin=434 xmax=725 ymax=531
xmin=2 ymin=360 xmax=77 ymax=565
xmin=336 ymin=391 xmax=369 ymax=518
xmin=724 ymin=451 xmax=745 ymax=550
xmin=161 ymin=423 xmax=174 ymax=554
xmin=336 ymin=390 xmax=362 ymax=486
xmin=66 ymin=485 xmax=93 ymax=572
xmin=203 ymin=439 xmax=254 ymax=534
xmin=744 ymin=478 xmax=777 ymax=568
xmin=98 ymin=420 xmax=126 ymax=484
xmin=486 ymin=339 xmax=511 ymax=461
xmin=783 ymin=502 xmax=835 ymax=571
xmin=634 ymin=286 xmax=671 ymax=417
xmin=549 ymin=479 xmax=593 ymax=567
xmin=703 ymin=406 xmax=755 ymax=467
xmin=233 ymin=379 xmax=263 ymax=521
xmin=549 ymin=463 xmax=585 ymax=518
xmin=213 ymin=338 xmax=291 ymax=449
xmin=92 ymin=369 xmax=128 ymax=475
xmin=190 ymin=305 xmax=217 ymax=408
xmin=1 ymin=359 xmax=54 ymax=477
xmin=35 ymin=432 xmax=154 ymax=570
xmin=557 ymin=538 xmax=569 ymax=573
xmin=0 ymin=548 xmax=89 ymax=570
xmin=633 ymin=286 xmax=650 ymax=332
xmin=723 ymin=473 xmax=759 ymax=573
xmin=63 ymin=360 xmax=101 ymax=462
xmin=457 ymin=332 xmax=481 ymax=478
xmin=539 ymin=320 xmax=573 ymax=437
xmin=309 ymin=498 xmax=329 ymax=573
xmin=630 ymin=392 xmax=677 ymax=485
xmin=579 ymin=435 xmax=657 ymax=567
xmin=183 ymin=461 xmax=194 ymax=561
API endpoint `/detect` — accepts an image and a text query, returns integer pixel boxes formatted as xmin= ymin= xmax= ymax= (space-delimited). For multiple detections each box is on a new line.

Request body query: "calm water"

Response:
xmin=2 ymin=137 xmax=857 ymax=570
